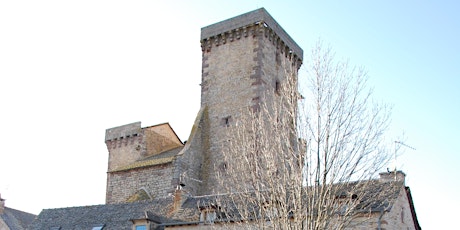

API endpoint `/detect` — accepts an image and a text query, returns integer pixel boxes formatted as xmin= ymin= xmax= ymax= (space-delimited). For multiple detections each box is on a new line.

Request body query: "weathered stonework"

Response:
xmin=105 ymin=123 xmax=183 ymax=204
xmin=105 ymin=163 xmax=173 ymax=204
xmin=380 ymin=186 xmax=418 ymax=230
xmin=103 ymin=8 xmax=306 ymax=201
xmin=105 ymin=122 xmax=143 ymax=172
xmin=29 ymin=8 xmax=420 ymax=230
xmin=344 ymin=187 xmax=418 ymax=230
xmin=103 ymin=8 xmax=305 ymax=201
xmin=196 ymin=8 xmax=303 ymax=195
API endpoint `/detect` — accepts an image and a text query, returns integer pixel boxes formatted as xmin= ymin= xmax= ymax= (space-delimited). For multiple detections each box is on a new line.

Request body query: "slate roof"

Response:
xmin=0 ymin=207 xmax=36 ymax=230
xmin=109 ymin=146 xmax=183 ymax=173
xmin=337 ymin=180 xmax=405 ymax=213
xmin=29 ymin=180 xmax=419 ymax=229
xmin=28 ymin=199 xmax=183 ymax=230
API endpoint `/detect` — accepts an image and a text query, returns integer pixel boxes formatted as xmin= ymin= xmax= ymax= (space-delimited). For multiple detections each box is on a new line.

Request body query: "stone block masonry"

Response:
xmin=104 ymin=122 xmax=183 ymax=204
xmin=195 ymin=8 xmax=303 ymax=195
xmin=103 ymin=7 xmax=305 ymax=201
xmin=105 ymin=122 xmax=144 ymax=172
xmin=201 ymin=8 xmax=303 ymax=59
xmin=106 ymin=163 xmax=173 ymax=204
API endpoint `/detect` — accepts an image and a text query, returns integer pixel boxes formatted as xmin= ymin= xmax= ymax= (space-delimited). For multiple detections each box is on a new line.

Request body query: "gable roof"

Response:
xmin=28 ymin=199 xmax=183 ymax=230
xmin=142 ymin=123 xmax=183 ymax=145
xmin=0 ymin=207 xmax=36 ymax=230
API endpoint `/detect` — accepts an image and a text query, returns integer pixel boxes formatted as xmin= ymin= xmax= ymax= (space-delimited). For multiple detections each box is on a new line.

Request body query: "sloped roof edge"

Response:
xmin=405 ymin=186 xmax=422 ymax=230
xmin=143 ymin=122 xmax=183 ymax=145
xmin=109 ymin=146 xmax=183 ymax=173
xmin=109 ymin=156 xmax=176 ymax=173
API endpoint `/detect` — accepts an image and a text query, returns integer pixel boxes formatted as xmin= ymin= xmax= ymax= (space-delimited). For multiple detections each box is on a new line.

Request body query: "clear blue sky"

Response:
xmin=1 ymin=1 xmax=459 ymax=229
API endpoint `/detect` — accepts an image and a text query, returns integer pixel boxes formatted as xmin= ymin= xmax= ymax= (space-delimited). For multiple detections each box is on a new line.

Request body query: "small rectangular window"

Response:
xmin=135 ymin=225 xmax=147 ymax=230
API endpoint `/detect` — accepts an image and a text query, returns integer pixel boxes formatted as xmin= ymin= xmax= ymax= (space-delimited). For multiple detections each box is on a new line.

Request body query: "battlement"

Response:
xmin=201 ymin=8 xmax=303 ymax=62
xmin=105 ymin=122 xmax=141 ymax=141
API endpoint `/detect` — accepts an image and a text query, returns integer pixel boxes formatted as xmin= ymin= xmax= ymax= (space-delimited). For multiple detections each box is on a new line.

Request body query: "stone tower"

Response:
xmin=102 ymin=8 xmax=303 ymax=202
xmin=195 ymin=8 xmax=303 ymax=194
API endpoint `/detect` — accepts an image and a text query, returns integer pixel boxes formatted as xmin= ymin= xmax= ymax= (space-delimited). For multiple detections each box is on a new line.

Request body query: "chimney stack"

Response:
xmin=379 ymin=170 xmax=406 ymax=183
xmin=169 ymin=187 xmax=186 ymax=215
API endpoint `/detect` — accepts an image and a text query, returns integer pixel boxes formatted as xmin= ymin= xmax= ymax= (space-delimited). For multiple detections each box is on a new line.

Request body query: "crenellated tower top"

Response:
xmin=201 ymin=8 xmax=303 ymax=65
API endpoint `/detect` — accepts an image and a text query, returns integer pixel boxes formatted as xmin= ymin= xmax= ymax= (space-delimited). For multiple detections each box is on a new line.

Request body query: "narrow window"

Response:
xmin=135 ymin=225 xmax=146 ymax=230
xmin=275 ymin=81 xmax=281 ymax=95
xmin=222 ymin=116 xmax=232 ymax=127
xmin=219 ymin=162 xmax=228 ymax=172
xmin=401 ymin=207 xmax=405 ymax=223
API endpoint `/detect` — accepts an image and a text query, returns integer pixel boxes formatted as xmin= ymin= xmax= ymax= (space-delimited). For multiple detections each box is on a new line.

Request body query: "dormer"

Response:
xmin=131 ymin=219 xmax=151 ymax=230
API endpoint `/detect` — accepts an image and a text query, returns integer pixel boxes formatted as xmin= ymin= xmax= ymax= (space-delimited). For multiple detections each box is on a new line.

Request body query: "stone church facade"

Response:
xmin=29 ymin=8 xmax=421 ymax=230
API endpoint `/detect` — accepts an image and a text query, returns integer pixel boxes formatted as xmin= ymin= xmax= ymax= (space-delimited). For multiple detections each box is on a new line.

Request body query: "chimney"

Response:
xmin=169 ymin=187 xmax=186 ymax=215
xmin=0 ymin=193 xmax=5 ymax=214
xmin=379 ymin=170 xmax=406 ymax=183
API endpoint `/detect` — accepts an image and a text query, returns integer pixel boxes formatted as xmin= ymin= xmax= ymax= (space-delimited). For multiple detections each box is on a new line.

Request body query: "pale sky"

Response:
xmin=1 ymin=1 xmax=459 ymax=229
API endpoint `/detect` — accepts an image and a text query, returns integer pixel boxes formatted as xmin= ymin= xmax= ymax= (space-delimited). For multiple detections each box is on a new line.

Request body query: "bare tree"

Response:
xmin=210 ymin=42 xmax=394 ymax=229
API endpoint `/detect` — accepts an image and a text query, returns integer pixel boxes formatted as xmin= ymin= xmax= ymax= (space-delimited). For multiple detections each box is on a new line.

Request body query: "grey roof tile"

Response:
xmin=28 ymin=199 xmax=181 ymax=230
xmin=29 ymin=179 xmax=413 ymax=229
xmin=1 ymin=207 xmax=36 ymax=230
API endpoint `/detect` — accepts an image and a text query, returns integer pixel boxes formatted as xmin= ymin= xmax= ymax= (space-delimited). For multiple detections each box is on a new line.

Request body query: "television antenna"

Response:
xmin=392 ymin=141 xmax=416 ymax=172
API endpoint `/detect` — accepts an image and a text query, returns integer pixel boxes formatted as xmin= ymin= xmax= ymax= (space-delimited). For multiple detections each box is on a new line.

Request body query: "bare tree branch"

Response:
xmin=209 ymin=41 xmax=395 ymax=229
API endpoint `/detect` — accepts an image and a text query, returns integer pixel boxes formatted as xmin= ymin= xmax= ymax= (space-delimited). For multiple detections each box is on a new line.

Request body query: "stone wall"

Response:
xmin=196 ymin=9 xmax=302 ymax=195
xmin=105 ymin=122 xmax=144 ymax=172
xmin=344 ymin=186 xmax=418 ymax=230
xmin=0 ymin=218 xmax=9 ymax=230
xmin=380 ymin=187 xmax=417 ymax=230
xmin=171 ymin=108 xmax=208 ymax=196
xmin=105 ymin=164 xmax=174 ymax=204
xmin=105 ymin=123 xmax=183 ymax=172
xmin=103 ymin=8 xmax=304 ymax=201
xmin=199 ymin=26 xmax=258 ymax=195
xmin=105 ymin=122 xmax=183 ymax=204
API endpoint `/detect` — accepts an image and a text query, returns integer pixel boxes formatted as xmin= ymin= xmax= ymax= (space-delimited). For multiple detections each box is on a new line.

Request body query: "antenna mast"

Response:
xmin=393 ymin=141 xmax=416 ymax=171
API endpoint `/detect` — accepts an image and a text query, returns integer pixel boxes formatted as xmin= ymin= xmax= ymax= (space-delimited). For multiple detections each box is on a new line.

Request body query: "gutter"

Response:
xmin=156 ymin=221 xmax=204 ymax=227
